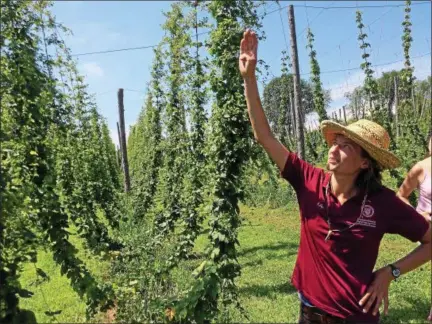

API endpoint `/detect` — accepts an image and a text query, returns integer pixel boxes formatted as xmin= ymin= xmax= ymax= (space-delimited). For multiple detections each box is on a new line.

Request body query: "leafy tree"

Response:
xmin=262 ymin=75 xmax=330 ymax=139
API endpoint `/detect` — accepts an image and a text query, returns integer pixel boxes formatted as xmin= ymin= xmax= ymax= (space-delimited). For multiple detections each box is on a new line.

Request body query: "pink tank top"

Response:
xmin=416 ymin=170 xmax=431 ymax=215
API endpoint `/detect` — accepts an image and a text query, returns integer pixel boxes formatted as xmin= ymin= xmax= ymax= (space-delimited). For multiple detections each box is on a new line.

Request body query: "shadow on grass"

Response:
xmin=381 ymin=296 xmax=431 ymax=324
xmin=241 ymin=248 xmax=297 ymax=268
xmin=238 ymin=242 xmax=298 ymax=257
xmin=239 ymin=281 xmax=297 ymax=298
xmin=13 ymin=309 xmax=37 ymax=324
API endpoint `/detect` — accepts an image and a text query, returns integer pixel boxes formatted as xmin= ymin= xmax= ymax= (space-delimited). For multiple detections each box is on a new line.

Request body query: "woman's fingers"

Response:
xmin=364 ymin=293 xmax=377 ymax=314
xmin=359 ymin=290 xmax=371 ymax=307
xmin=240 ymin=29 xmax=258 ymax=68
xmin=247 ymin=31 xmax=257 ymax=56
xmin=372 ymin=294 xmax=383 ymax=316
xmin=247 ymin=31 xmax=253 ymax=51
xmin=240 ymin=38 xmax=246 ymax=53
xmin=383 ymin=294 xmax=389 ymax=315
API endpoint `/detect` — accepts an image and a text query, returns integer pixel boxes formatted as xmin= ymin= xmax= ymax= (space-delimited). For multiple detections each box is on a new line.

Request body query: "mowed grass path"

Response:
xmin=18 ymin=230 xmax=111 ymax=323
xmin=19 ymin=204 xmax=430 ymax=323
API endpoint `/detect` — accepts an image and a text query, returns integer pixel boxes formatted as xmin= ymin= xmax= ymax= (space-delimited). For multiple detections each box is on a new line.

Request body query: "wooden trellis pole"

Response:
xmin=288 ymin=5 xmax=305 ymax=159
xmin=117 ymin=88 xmax=131 ymax=192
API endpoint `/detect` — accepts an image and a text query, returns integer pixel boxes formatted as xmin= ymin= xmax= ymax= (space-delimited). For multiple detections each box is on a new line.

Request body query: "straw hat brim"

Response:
xmin=320 ymin=120 xmax=401 ymax=169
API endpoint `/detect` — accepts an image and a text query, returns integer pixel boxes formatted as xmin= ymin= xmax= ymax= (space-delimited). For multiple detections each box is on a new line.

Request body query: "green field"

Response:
xmin=19 ymin=203 xmax=430 ymax=323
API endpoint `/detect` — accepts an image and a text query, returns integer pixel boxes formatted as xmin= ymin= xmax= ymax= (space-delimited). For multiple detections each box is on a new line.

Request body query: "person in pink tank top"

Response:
xmin=397 ymin=134 xmax=432 ymax=321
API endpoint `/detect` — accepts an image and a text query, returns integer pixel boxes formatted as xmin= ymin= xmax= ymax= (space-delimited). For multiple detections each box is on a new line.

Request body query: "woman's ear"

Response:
xmin=360 ymin=158 xmax=370 ymax=170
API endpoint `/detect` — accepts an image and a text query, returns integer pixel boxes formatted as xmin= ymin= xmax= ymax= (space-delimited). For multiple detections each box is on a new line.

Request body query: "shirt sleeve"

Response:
xmin=386 ymin=196 xmax=430 ymax=242
xmin=280 ymin=151 xmax=321 ymax=194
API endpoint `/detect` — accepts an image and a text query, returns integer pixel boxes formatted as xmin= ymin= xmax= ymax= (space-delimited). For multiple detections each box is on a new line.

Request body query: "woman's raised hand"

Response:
xmin=239 ymin=29 xmax=258 ymax=79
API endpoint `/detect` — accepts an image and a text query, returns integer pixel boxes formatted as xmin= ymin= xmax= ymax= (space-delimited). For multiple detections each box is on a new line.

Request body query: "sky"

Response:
xmin=51 ymin=1 xmax=431 ymax=147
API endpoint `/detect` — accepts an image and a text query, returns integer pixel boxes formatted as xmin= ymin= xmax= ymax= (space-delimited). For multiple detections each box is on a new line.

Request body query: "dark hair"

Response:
xmin=355 ymin=149 xmax=382 ymax=193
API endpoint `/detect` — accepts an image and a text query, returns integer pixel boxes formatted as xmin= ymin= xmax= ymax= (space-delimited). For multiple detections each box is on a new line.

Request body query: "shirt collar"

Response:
xmin=322 ymin=171 xmax=367 ymax=201
xmin=322 ymin=172 xmax=332 ymax=189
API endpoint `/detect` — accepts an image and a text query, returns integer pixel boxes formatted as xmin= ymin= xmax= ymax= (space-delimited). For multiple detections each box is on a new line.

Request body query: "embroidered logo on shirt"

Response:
xmin=358 ymin=204 xmax=376 ymax=228
xmin=361 ymin=205 xmax=375 ymax=218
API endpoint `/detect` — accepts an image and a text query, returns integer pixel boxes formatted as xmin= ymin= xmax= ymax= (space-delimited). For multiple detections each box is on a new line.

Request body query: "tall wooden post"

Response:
xmin=394 ymin=76 xmax=399 ymax=138
xmin=342 ymin=105 xmax=347 ymax=124
xmin=116 ymin=145 xmax=122 ymax=169
xmin=354 ymin=97 xmax=357 ymax=120
xmin=289 ymin=91 xmax=296 ymax=141
xmin=288 ymin=5 xmax=305 ymax=159
xmin=116 ymin=122 xmax=123 ymax=170
xmin=118 ymin=88 xmax=131 ymax=192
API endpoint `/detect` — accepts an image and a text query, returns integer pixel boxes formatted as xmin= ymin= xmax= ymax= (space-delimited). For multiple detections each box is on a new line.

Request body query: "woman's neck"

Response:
xmin=330 ymin=172 xmax=359 ymax=203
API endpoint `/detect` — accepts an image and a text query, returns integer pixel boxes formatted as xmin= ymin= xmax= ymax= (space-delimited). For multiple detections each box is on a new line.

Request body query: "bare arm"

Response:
xmin=360 ymin=224 xmax=431 ymax=316
xmin=393 ymin=224 xmax=431 ymax=275
xmin=239 ymin=30 xmax=289 ymax=172
xmin=396 ymin=163 xmax=423 ymax=206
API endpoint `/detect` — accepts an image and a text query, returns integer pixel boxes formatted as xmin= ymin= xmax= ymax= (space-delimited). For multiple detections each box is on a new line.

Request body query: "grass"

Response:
xmin=18 ymin=228 xmax=111 ymax=323
xmin=18 ymin=203 xmax=430 ymax=323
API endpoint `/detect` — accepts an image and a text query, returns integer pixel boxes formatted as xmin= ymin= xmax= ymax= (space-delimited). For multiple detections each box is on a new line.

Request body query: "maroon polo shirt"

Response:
xmin=281 ymin=152 xmax=429 ymax=322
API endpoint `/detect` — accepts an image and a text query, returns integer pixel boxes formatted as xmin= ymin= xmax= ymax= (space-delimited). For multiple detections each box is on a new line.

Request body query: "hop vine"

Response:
xmin=306 ymin=28 xmax=328 ymax=122
xmin=170 ymin=1 xmax=264 ymax=321
xmin=400 ymin=0 xmax=414 ymax=100
xmin=153 ymin=3 xmax=190 ymax=238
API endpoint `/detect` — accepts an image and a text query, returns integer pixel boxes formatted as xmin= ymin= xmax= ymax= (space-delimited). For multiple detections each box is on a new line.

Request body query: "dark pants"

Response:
xmin=298 ymin=303 xmax=379 ymax=324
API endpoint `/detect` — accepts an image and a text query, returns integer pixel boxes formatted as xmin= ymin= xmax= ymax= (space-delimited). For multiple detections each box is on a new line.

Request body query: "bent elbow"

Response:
xmin=254 ymin=132 xmax=273 ymax=146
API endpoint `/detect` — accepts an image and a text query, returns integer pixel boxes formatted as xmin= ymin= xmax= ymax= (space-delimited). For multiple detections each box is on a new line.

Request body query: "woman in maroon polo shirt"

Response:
xmin=239 ymin=29 xmax=431 ymax=323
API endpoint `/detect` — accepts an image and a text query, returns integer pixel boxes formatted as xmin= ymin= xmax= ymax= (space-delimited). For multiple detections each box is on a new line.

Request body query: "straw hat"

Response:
xmin=320 ymin=119 xmax=400 ymax=169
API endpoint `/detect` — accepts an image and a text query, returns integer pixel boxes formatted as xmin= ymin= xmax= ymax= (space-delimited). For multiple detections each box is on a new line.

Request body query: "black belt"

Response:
xmin=300 ymin=303 xmax=348 ymax=324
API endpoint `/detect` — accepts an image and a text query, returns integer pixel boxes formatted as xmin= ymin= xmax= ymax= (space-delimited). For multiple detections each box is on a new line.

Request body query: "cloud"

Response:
xmin=81 ymin=62 xmax=104 ymax=78
xmin=327 ymin=56 xmax=431 ymax=102
xmin=327 ymin=55 xmax=431 ymax=103
xmin=110 ymin=128 xmax=119 ymax=148
xmin=328 ymin=71 xmax=364 ymax=103
xmin=304 ymin=55 xmax=431 ymax=129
